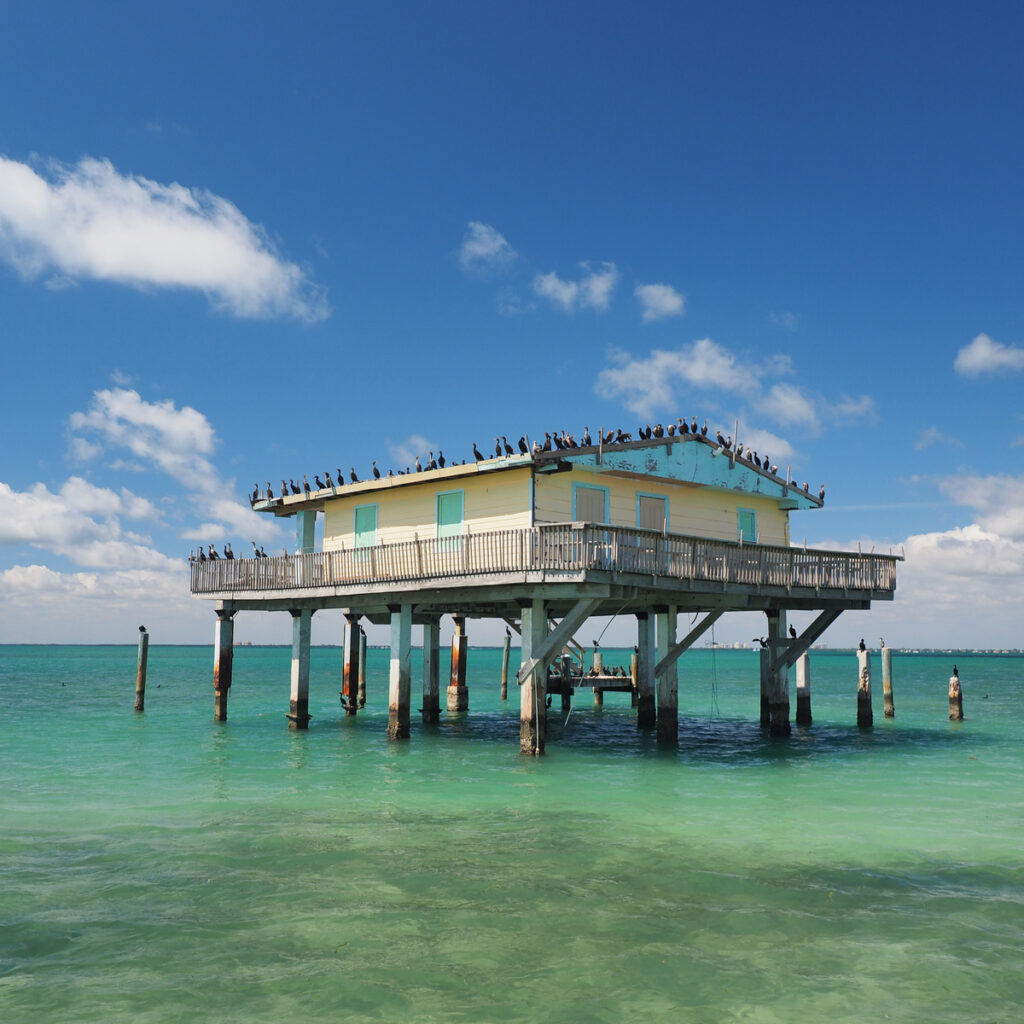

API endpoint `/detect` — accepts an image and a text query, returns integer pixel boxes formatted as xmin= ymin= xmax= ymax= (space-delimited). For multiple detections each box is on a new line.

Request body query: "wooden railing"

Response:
xmin=190 ymin=524 xmax=898 ymax=596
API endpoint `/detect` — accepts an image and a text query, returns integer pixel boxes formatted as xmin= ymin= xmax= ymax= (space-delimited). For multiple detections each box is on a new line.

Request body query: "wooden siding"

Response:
xmin=534 ymin=468 xmax=790 ymax=545
xmin=323 ymin=466 xmax=532 ymax=550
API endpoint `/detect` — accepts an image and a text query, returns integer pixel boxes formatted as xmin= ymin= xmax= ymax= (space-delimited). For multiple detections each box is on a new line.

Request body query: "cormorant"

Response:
xmin=666 ymin=422 xmax=676 ymax=437
xmin=473 ymin=442 xmax=484 ymax=461
xmin=803 ymin=482 xmax=809 ymax=492
xmin=224 ymin=543 xmax=234 ymax=560
xmin=789 ymin=624 xmax=797 ymax=639
xmin=502 ymin=436 xmax=514 ymax=456
xmin=139 ymin=625 xmax=146 ymax=633
xmin=518 ymin=436 xmax=529 ymax=454
xmin=543 ymin=432 xmax=552 ymax=451
xmin=303 ymin=474 xmax=311 ymax=496
xmin=716 ymin=430 xmax=726 ymax=447
xmin=552 ymin=432 xmax=564 ymax=450
xmin=653 ymin=423 xmax=664 ymax=438
xmin=198 ymin=547 xmax=207 ymax=562
xmin=251 ymin=484 xmax=259 ymax=505
xmin=438 ymin=450 xmax=446 ymax=468
xmin=581 ymin=427 xmax=591 ymax=446
xmin=819 ymin=485 xmax=826 ymax=502
xmin=859 ymin=639 xmax=866 ymax=651
xmin=700 ymin=419 xmax=707 ymax=436
xmin=208 ymin=544 xmax=219 ymax=560
xmin=290 ymin=479 xmax=300 ymax=495
xmin=350 ymin=467 xmax=359 ymax=483
xmin=314 ymin=474 xmax=325 ymax=490
xmin=266 ymin=482 xmax=274 ymax=499
xmin=494 ymin=437 xmax=503 ymax=457
xmin=415 ymin=455 xmax=422 ymax=473
xmin=373 ymin=461 xmax=381 ymax=479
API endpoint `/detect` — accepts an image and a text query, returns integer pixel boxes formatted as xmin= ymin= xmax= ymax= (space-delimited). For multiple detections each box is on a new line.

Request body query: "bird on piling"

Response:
xmin=303 ymin=474 xmax=311 ymax=496
xmin=473 ymin=442 xmax=484 ymax=461
xmin=438 ymin=449 xmax=446 ymax=468
xmin=314 ymin=474 xmax=325 ymax=490
xmin=859 ymin=638 xmax=866 ymax=651
xmin=373 ymin=461 xmax=381 ymax=479
xmin=225 ymin=543 xmax=234 ymax=560
xmin=350 ymin=467 xmax=359 ymax=483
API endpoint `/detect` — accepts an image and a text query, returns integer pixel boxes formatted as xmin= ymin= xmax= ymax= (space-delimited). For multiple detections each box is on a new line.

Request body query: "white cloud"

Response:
xmin=915 ymin=427 xmax=963 ymax=451
xmin=533 ymin=261 xmax=619 ymax=313
xmin=735 ymin=427 xmax=793 ymax=464
xmin=635 ymin=282 xmax=685 ymax=323
xmin=769 ymin=311 xmax=800 ymax=331
xmin=954 ymin=333 xmax=1024 ymax=377
xmin=458 ymin=221 xmax=516 ymax=274
xmin=388 ymin=434 xmax=437 ymax=471
xmin=829 ymin=394 xmax=876 ymax=422
xmin=756 ymin=383 xmax=819 ymax=430
xmin=0 ymin=154 xmax=327 ymax=321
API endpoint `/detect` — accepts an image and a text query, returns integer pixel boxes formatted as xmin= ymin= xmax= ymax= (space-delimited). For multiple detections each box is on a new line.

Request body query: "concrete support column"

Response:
xmin=765 ymin=611 xmax=791 ymax=736
xmin=213 ymin=608 xmax=234 ymax=721
xmin=422 ymin=618 xmax=441 ymax=722
xmin=447 ymin=615 xmax=469 ymax=712
xmin=387 ymin=603 xmax=412 ymax=740
xmin=882 ymin=646 xmax=895 ymax=718
xmin=655 ymin=606 xmax=678 ymax=744
xmin=857 ymin=648 xmax=873 ymax=728
xmin=358 ymin=627 xmax=367 ymax=708
xmin=795 ymin=652 xmax=812 ymax=725
xmin=342 ymin=614 xmax=360 ymax=715
xmin=519 ymin=598 xmax=547 ymax=755
xmin=636 ymin=613 xmax=656 ymax=729
xmin=288 ymin=608 xmax=313 ymax=729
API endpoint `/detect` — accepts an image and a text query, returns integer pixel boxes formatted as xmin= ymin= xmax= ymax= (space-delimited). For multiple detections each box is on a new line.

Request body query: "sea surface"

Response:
xmin=1 ymin=644 xmax=1021 ymax=1023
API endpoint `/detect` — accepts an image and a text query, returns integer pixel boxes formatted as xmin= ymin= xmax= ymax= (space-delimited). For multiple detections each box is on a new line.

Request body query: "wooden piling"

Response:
xmin=949 ymin=667 xmax=963 ymax=720
xmin=287 ymin=608 xmax=313 ymax=729
xmin=386 ymin=604 xmax=412 ymax=740
xmin=655 ymin=606 xmax=678 ymax=744
xmin=630 ymin=652 xmax=639 ymax=706
xmin=764 ymin=612 xmax=790 ymax=736
xmin=134 ymin=626 xmax=149 ymax=712
xmin=500 ymin=631 xmax=511 ymax=701
xmin=341 ymin=614 xmax=360 ymax=715
xmin=636 ymin=613 xmax=656 ymax=729
xmin=593 ymin=649 xmax=604 ymax=705
xmin=795 ymin=652 xmax=811 ymax=725
xmin=881 ymin=645 xmax=894 ymax=718
xmin=857 ymin=649 xmax=873 ymax=728
xmin=358 ymin=627 xmax=367 ymax=708
xmin=560 ymin=653 xmax=572 ymax=713
xmin=519 ymin=598 xmax=547 ymax=755
xmin=447 ymin=615 xmax=469 ymax=712
xmin=422 ymin=618 xmax=441 ymax=722
xmin=213 ymin=609 xmax=234 ymax=721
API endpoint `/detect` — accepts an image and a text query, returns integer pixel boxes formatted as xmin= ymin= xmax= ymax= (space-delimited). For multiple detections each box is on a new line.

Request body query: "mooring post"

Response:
xmin=765 ymin=611 xmax=791 ymax=736
xmin=213 ymin=608 xmax=234 ymax=721
xmin=795 ymin=652 xmax=812 ymax=725
xmin=287 ymin=607 xmax=313 ymax=729
xmin=949 ymin=665 xmax=964 ymax=720
xmin=386 ymin=603 xmax=412 ymax=740
xmin=593 ymin=647 xmax=604 ymax=706
xmin=655 ymin=605 xmax=678 ymax=744
xmin=519 ymin=598 xmax=547 ymax=755
xmin=134 ymin=626 xmax=149 ymax=712
xmin=857 ymin=648 xmax=873 ymax=728
xmin=881 ymin=645 xmax=894 ymax=718
xmin=422 ymin=617 xmax=441 ymax=722
xmin=500 ymin=630 xmax=511 ymax=701
xmin=358 ymin=627 xmax=367 ymax=708
xmin=636 ymin=612 xmax=656 ymax=729
xmin=447 ymin=615 xmax=469 ymax=712
xmin=630 ymin=651 xmax=639 ymax=706
xmin=560 ymin=653 xmax=573 ymax=712
xmin=342 ymin=614 xmax=360 ymax=716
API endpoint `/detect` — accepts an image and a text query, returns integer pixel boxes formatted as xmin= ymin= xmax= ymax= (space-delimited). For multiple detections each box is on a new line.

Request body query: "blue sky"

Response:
xmin=2 ymin=1 xmax=1022 ymax=648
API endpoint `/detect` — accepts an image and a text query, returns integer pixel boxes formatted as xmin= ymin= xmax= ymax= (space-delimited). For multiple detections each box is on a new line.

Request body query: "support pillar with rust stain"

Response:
xmin=519 ymin=597 xmax=547 ymax=755
xmin=857 ymin=648 xmax=873 ymax=728
xmin=764 ymin=611 xmax=791 ymax=736
xmin=287 ymin=607 xmax=313 ymax=729
xmin=630 ymin=652 xmax=639 ymax=706
xmin=342 ymin=614 xmax=360 ymax=715
xmin=795 ymin=652 xmax=812 ymax=725
xmin=134 ymin=627 xmax=149 ymax=713
xmin=499 ymin=630 xmax=511 ymax=701
xmin=213 ymin=608 xmax=234 ymax=721
xmin=422 ymin=617 xmax=440 ymax=722
xmin=559 ymin=653 xmax=573 ymax=713
xmin=447 ymin=615 xmax=469 ymax=712
xmin=882 ymin=645 xmax=895 ymax=718
xmin=358 ymin=627 xmax=367 ymax=708
xmin=635 ymin=612 xmax=656 ymax=729
xmin=655 ymin=606 xmax=678 ymax=744
xmin=387 ymin=603 xmax=412 ymax=740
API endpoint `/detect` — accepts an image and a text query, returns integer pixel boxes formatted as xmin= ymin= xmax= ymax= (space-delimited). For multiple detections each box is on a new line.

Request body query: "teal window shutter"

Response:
xmin=437 ymin=491 xmax=464 ymax=539
xmin=354 ymin=505 xmax=377 ymax=548
xmin=737 ymin=508 xmax=757 ymax=543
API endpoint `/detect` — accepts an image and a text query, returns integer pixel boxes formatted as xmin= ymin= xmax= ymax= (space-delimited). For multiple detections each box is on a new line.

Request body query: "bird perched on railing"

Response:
xmin=208 ymin=544 xmax=220 ymax=560
xmin=224 ymin=543 xmax=234 ymax=560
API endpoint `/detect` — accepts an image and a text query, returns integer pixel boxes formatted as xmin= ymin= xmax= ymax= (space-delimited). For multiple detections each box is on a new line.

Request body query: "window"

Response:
xmin=737 ymin=508 xmax=757 ymax=543
xmin=437 ymin=490 xmax=465 ymax=541
xmin=572 ymin=484 xmax=608 ymax=523
xmin=354 ymin=504 xmax=378 ymax=549
xmin=637 ymin=494 xmax=668 ymax=532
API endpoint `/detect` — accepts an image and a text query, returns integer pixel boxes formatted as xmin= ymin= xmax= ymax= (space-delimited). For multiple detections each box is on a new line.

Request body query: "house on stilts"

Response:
xmin=190 ymin=431 xmax=899 ymax=753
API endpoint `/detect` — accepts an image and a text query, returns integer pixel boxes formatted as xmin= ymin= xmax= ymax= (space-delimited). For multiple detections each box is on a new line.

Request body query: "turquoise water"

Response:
xmin=1 ymin=644 xmax=1021 ymax=1023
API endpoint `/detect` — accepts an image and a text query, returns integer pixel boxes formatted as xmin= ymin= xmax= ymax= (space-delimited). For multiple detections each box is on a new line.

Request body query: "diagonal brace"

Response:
xmin=768 ymin=608 xmax=843 ymax=676
xmin=654 ymin=608 xmax=725 ymax=677
xmin=517 ymin=597 xmax=603 ymax=685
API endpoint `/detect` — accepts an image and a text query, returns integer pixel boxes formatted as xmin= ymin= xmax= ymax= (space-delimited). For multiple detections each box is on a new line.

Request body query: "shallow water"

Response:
xmin=1 ymin=645 xmax=1021 ymax=1022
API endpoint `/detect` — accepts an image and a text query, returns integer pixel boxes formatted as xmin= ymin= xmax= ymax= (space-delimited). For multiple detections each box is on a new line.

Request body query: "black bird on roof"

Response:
xmin=518 ymin=436 xmax=528 ymax=454
xmin=552 ymin=432 xmax=564 ymax=450
xmin=666 ymin=422 xmax=676 ymax=437
xmin=700 ymin=419 xmax=707 ymax=436
xmin=472 ymin=442 xmax=484 ymax=461
xmin=502 ymin=436 xmax=514 ymax=456
xmin=303 ymin=474 xmax=311 ymax=496
xmin=653 ymin=423 xmax=664 ymax=438
xmin=373 ymin=461 xmax=381 ymax=479
xmin=428 ymin=452 xmax=437 ymax=471
xmin=438 ymin=449 xmax=446 ymax=468
xmin=789 ymin=624 xmax=797 ymax=639
xmin=819 ymin=485 xmax=826 ymax=502
xmin=350 ymin=467 xmax=359 ymax=483
xmin=266 ymin=482 xmax=274 ymax=499
xmin=581 ymin=426 xmax=591 ymax=446
xmin=603 ymin=429 xmax=614 ymax=444
xmin=716 ymin=430 xmax=726 ymax=447
xmin=415 ymin=455 xmax=422 ymax=473
xmin=314 ymin=474 xmax=325 ymax=490
xmin=251 ymin=484 xmax=259 ymax=505
xmin=543 ymin=432 xmax=552 ymax=451
xmin=290 ymin=479 xmax=300 ymax=495
xmin=324 ymin=470 xmax=335 ymax=487
xmin=494 ymin=437 xmax=503 ymax=457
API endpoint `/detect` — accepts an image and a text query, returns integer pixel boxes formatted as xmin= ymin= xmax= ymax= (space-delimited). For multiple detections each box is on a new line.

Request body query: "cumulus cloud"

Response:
xmin=915 ymin=427 xmax=963 ymax=451
xmin=0 ymin=154 xmax=327 ymax=321
xmin=533 ymin=261 xmax=619 ymax=313
xmin=756 ymin=383 xmax=819 ymax=430
xmin=388 ymin=434 xmax=437 ymax=471
xmin=635 ymin=282 xmax=685 ymax=323
xmin=769 ymin=311 xmax=800 ymax=331
xmin=458 ymin=221 xmax=516 ymax=274
xmin=954 ymin=333 xmax=1024 ymax=377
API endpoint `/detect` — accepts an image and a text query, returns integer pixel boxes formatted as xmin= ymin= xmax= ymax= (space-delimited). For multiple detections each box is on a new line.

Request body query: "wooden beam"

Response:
xmin=517 ymin=597 xmax=603 ymax=685
xmin=768 ymin=607 xmax=843 ymax=676
xmin=653 ymin=608 xmax=725 ymax=677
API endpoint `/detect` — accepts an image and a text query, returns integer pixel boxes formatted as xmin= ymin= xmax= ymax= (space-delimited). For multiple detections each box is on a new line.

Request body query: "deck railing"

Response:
xmin=190 ymin=524 xmax=898 ymax=596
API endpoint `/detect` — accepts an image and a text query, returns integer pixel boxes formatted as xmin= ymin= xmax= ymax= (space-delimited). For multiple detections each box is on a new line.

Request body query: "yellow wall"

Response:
xmin=323 ymin=466 xmax=533 ymax=550
xmin=533 ymin=468 xmax=790 ymax=545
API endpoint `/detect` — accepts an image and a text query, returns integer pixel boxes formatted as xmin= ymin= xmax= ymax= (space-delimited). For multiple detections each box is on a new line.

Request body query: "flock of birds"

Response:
xmin=246 ymin=417 xmax=826 ymax=507
xmin=189 ymin=541 xmax=269 ymax=562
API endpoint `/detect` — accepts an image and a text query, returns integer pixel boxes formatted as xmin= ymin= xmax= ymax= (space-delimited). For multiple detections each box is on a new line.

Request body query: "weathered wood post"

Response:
xmin=519 ymin=598 xmax=547 ymax=755
xmin=213 ymin=608 xmax=234 ymax=721
xmin=500 ymin=629 xmax=511 ymax=701
xmin=949 ymin=665 xmax=964 ymax=720
xmin=764 ymin=611 xmax=791 ymax=736
xmin=134 ymin=626 xmax=149 ymax=712
xmin=795 ymin=652 xmax=811 ymax=725
xmin=881 ymin=644 xmax=894 ymax=718
xmin=386 ymin=603 xmax=412 ymax=740
xmin=636 ymin=612 xmax=656 ymax=729
xmin=422 ymin=617 xmax=441 ymax=722
xmin=592 ymin=646 xmax=604 ymax=706
xmin=341 ymin=614 xmax=360 ymax=715
xmin=630 ymin=650 xmax=639 ymax=706
xmin=287 ymin=607 xmax=313 ymax=729
xmin=857 ymin=647 xmax=873 ymax=728
xmin=447 ymin=615 xmax=469 ymax=712
xmin=560 ymin=653 xmax=573 ymax=713
xmin=655 ymin=605 xmax=678 ymax=744
xmin=358 ymin=626 xmax=367 ymax=708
